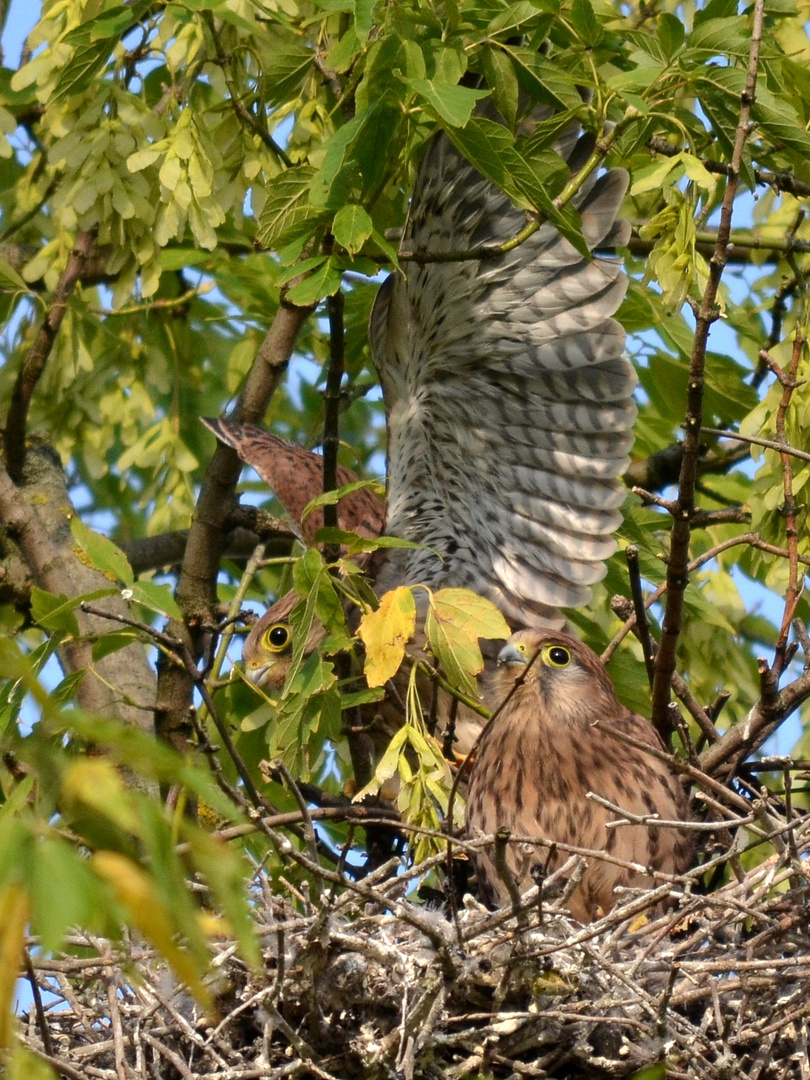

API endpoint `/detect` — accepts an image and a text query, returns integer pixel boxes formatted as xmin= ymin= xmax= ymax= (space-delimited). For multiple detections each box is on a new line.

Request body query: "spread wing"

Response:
xmin=201 ymin=418 xmax=385 ymax=544
xmin=370 ymin=124 xmax=634 ymax=628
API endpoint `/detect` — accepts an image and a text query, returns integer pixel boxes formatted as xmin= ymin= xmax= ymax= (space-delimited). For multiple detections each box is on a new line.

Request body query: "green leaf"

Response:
xmin=327 ymin=25 xmax=360 ymax=74
xmin=443 ymin=117 xmax=587 ymax=254
xmin=404 ymin=77 xmax=489 ymax=128
xmin=274 ymin=255 xmax=328 ymax=287
xmin=269 ymin=665 xmax=342 ymax=777
xmin=424 ymin=588 xmax=510 ymax=697
xmin=570 ymin=0 xmax=603 ymax=45
xmin=501 ymin=45 xmax=582 ymax=112
xmin=354 ymin=724 xmax=409 ymax=798
xmin=371 ymin=226 xmax=400 ymax=268
xmin=285 ymin=257 xmax=342 ymax=305
xmin=291 ymin=549 xmax=351 ymax=657
xmin=423 ymin=42 xmax=467 ymax=84
xmin=71 ymin=517 xmax=134 ymax=587
xmin=693 ymin=0 xmax=739 ymax=22
xmin=30 ymin=588 xmax=82 ymax=637
xmin=257 ymin=166 xmax=328 ymax=251
xmin=302 ymin=477 xmax=384 ymax=517
xmin=263 ymin=45 xmax=314 ymax=105
xmin=657 ymin=12 xmax=685 ymax=56
xmin=92 ymin=631 xmax=140 ymax=662
xmin=487 ymin=1 xmax=541 ymax=34
xmin=51 ymin=40 xmax=112 ymax=104
xmin=425 ymin=609 xmax=480 ymax=698
xmin=357 ymin=35 xmax=424 ymax=113
xmin=177 ymin=821 xmax=260 ymax=969
xmin=482 ymin=47 xmax=519 ymax=128
xmin=430 ymin=588 xmax=511 ymax=641
xmin=629 ymin=1061 xmax=667 ymax=1080
xmin=50 ymin=3 xmax=152 ymax=103
xmin=30 ymin=835 xmax=100 ymax=951
xmin=353 ymin=0 xmax=376 ymax=41
xmin=0 ymin=65 xmax=37 ymax=107
xmin=0 ymin=258 xmax=30 ymax=291
xmin=753 ymin=93 xmax=810 ymax=169
xmin=332 ymin=204 xmax=373 ymax=254
xmin=442 ymin=115 xmax=532 ymax=209
xmin=309 ymin=99 xmax=402 ymax=208
xmin=687 ymin=16 xmax=753 ymax=57
xmin=91 ymin=849 xmax=213 ymax=1010
xmin=128 ymin=581 xmax=182 ymax=619
xmin=314 ymin=527 xmax=422 ymax=555
xmin=629 ymin=154 xmax=683 ymax=196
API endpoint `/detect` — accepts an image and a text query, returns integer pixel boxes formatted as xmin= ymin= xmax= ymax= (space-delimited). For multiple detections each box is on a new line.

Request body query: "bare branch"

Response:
xmin=4 ymin=229 xmax=96 ymax=482
xmin=650 ymin=0 xmax=766 ymax=742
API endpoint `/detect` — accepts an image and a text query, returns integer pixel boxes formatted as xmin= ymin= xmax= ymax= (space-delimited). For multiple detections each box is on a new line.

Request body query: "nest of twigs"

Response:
xmin=20 ymin=778 xmax=810 ymax=1080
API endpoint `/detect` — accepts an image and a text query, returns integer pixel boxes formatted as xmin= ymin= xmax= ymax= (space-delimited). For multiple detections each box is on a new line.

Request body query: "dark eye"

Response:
xmin=264 ymin=623 xmax=291 ymax=651
xmin=546 ymin=645 xmax=571 ymax=668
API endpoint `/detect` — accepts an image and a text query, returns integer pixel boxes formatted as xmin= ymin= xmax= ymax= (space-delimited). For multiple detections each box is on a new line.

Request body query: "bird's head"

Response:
xmin=242 ymin=596 xmax=327 ymax=690
xmin=491 ymin=628 xmax=620 ymax=724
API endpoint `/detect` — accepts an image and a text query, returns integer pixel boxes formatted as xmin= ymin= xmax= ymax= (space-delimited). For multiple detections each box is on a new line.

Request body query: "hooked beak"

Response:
xmin=497 ymin=643 xmax=527 ymax=668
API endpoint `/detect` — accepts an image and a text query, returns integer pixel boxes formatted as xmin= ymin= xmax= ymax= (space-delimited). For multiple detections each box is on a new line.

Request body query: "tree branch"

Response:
xmin=646 ymin=135 xmax=810 ymax=199
xmin=156 ymin=296 xmax=314 ymax=752
xmin=650 ymin=0 xmax=765 ymax=742
xmin=766 ymin=336 xmax=805 ymax=658
xmin=0 ymin=447 xmax=155 ymax=733
xmin=4 ymin=229 xmax=96 ymax=482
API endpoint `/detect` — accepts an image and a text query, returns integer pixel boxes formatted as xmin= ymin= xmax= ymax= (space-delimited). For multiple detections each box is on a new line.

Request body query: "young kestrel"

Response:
xmin=207 ymin=110 xmax=637 ymax=760
xmin=466 ymin=629 xmax=693 ymax=921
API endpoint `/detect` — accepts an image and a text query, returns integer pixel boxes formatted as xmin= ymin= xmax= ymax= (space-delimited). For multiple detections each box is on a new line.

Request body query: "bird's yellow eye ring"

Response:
xmin=263 ymin=623 xmax=291 ymax=652
xmin=544 ymin=644 xmax=571 ymax=668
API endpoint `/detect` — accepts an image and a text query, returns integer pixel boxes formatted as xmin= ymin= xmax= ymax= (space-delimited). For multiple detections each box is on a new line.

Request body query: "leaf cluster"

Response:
xmin=3 ymin=0 xmax=810 ymax=1051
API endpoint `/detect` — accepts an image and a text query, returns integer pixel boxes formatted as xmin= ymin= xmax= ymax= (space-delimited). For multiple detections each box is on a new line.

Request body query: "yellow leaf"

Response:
xmin=91 ymin=852 xmax=212 ymax=1011
xmin=425 ymin=608 xmax=481 ymax=697
xmin=352 ymin=725 xmax=410 ymax=801
xmin=62 ymin=759 xmax=141 ymax=835
xmin=7 ymin=1044 xmax=58 ymax=1080
xmin=426 ymin=589 xmax=509 ymax=697
xmin=0 ymin=884 xmax=28 ymax=1049
xmin=431 ymin=588 xmax=511 ymax=640
xmin=357 ymin=586 xmax=416 ymax=686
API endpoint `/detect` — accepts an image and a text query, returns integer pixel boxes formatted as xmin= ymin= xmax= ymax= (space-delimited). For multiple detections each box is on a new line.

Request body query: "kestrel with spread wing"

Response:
xmin=207 ymin=114 xmax=635 ymax=737
xmin=467 ymin=629 xmax=693 ymax=921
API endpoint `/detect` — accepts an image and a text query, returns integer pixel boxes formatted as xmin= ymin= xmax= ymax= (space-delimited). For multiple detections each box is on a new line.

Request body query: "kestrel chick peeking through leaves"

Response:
xmin=207 ymin=108 xmax=636 ymax=764
xmin=466 ymin=629 xmax=692 ymax=922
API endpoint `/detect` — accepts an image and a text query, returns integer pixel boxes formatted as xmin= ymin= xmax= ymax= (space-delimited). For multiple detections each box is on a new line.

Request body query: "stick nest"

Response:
xmin=20 ymin=804 xmax=810 ymax=1080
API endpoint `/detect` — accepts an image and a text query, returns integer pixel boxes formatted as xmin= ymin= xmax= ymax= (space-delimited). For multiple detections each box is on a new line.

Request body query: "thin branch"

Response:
xmin=626 ymin=545 xmax=655 ymax=687
xmin=4 ymin=229 xmax=96 ymax=482
xmin=700 ymin=426 xmax=810 ymax=465
xmin=699 ymin=661 xmax=810 ymax=778
xmin=158 ymin=292 xmax=314 ymax=752
xmin=203 ymin=11 xmax=292 ymax=167
xmin=763 ymin=336 xmax=805 ymax=658
xmin=323 ymin=287 xmax=345 ymax=556
xmin=629 ymin=228 xmax=810 ymax=260
xmin=646 ymin=135 xmax=810 ymax=198
xmin=650 ymin=0 xmax=766 ymax=744
xmin=603 ymin=530 xmax=810 ymax=664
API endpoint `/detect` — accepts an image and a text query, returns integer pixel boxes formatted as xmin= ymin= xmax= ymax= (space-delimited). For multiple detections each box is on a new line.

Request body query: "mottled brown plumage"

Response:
xmin=467 ymin=630 xmax=692 ymax=921
xmin=201 ymin=419 xmax=376 ymax=692
xmin=205 ymin=112 xmax=636 ymax=770
xmin=202 ymin=419 xmax=385 ymax=546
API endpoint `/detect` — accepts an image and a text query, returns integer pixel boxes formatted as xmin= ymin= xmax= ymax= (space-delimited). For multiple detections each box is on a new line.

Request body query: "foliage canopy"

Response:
xmin=2 ymin=0 xmax=810 ymax=1070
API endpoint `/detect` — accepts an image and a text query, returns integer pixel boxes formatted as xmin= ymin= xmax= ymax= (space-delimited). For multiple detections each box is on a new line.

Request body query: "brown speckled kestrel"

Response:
xmin=206 ymin=111 xmax=636 ymax=760
xmin=466 ymin=629 xmax=693 ymax=921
